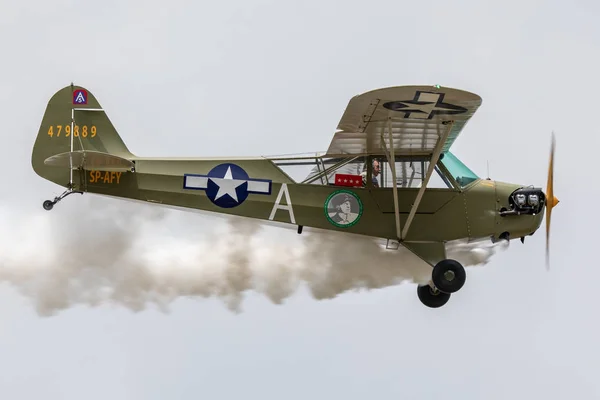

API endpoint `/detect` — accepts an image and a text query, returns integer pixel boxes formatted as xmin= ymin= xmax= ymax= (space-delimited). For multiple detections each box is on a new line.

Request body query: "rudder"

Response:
xmin=31 ymin=84 xmax=134 ymax=189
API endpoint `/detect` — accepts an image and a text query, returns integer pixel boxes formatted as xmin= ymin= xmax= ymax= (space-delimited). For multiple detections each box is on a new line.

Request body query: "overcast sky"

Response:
xmin=0 ymin=0 xmax=597 ymax=398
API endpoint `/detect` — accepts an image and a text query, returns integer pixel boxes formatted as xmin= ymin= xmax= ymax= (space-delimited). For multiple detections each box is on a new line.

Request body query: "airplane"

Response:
xmin=31 ymin=84 xmax=559 ymax=308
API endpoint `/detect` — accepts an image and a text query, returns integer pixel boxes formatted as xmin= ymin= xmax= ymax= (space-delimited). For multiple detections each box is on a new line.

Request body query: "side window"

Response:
xmin=303 ymin=156 xmax=367 ymax=187
xmin=377 ymin=158 xmax=452 ymax=189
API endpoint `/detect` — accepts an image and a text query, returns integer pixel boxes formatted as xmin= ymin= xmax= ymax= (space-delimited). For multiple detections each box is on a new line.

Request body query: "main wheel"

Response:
xmin=432 ymin=259 xmax=466 ymax=294
xmin=43 ymin=200 xmax=54 ymax=211
xmin=417 ymin=284 xmax=451 ymax=308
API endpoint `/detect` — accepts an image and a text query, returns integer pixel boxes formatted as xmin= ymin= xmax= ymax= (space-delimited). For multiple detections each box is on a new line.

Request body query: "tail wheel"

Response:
xmin=417 ymin=284 xmax=451 ymax=308
xmin=432 ymin=259 xmax=466 ymax=294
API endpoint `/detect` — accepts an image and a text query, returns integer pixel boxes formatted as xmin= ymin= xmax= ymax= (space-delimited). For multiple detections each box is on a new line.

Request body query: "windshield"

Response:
xmin=440 ymin=151 xmax=479 ymax=187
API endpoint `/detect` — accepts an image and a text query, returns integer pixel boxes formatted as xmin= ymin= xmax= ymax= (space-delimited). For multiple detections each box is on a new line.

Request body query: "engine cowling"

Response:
xmin=500 ymin=187 xmax=546 ymax=216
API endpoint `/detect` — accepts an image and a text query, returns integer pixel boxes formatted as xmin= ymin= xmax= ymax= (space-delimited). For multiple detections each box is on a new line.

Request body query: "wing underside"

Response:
xmin=326 ymin=85 xmax=482 ymax=156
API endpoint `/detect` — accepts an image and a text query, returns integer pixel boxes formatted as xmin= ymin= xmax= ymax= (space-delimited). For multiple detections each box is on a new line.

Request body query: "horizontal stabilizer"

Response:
xmin=44 ymin=150 xmax=134 ymax=172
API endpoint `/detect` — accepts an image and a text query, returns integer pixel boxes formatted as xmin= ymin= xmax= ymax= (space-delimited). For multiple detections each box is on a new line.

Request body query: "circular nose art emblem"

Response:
xmin=324 ymin=189 xmax=363 ymax=228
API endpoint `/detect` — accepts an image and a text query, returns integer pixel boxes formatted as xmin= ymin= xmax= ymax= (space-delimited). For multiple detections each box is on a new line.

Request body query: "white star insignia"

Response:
xmin=210 ymin=166 xmax=246 ymax=202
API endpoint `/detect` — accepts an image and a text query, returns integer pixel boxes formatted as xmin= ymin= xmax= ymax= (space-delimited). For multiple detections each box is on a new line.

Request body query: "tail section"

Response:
xmin=32 ymin=84 xmax=134 ymax=189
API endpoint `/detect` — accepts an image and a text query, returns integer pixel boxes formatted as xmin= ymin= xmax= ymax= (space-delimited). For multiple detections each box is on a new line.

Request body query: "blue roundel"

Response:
xmin=205 ymin=163 xmax=250 ymax=208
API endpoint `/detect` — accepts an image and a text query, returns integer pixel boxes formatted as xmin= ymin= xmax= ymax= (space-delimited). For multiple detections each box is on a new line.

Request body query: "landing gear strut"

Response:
xmin=417 ymin=259 xmax=466 ymax=308
xmin=43 ymin=187 xmax=83 ymax=211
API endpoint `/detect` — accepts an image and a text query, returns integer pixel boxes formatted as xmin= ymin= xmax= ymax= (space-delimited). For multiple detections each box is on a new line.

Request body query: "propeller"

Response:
xmin=545 ymin=132 xmax=559 ymax=269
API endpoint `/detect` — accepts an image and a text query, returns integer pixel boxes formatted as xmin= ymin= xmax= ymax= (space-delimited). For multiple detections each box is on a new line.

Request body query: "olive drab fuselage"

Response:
xmin=31 ymin=84 xmax=551 ymax=308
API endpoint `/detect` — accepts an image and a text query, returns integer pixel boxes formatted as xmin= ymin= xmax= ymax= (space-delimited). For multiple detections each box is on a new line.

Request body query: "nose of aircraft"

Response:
xmin=496 ymin=133 xmax=558 ymax=269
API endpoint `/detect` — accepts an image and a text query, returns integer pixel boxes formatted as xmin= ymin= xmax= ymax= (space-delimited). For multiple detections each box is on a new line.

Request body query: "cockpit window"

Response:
xmin=440 ymin=151 xmax=479 ymax=187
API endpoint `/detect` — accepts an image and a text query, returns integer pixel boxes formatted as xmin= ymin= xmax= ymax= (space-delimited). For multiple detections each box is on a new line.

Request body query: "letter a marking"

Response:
xmin=269 ymin=184 xmax=295 ymax=224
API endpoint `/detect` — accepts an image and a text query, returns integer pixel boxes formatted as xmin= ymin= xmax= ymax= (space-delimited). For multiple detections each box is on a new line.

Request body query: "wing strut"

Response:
xmin=401 ymin=120 xmax=454 ymax=239
xmin=382 ymin=117 xmax=402 ymax=240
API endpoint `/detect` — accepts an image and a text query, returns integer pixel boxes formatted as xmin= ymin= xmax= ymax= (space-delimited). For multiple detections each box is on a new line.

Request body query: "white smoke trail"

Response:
xmin=0 ymin=196 xmax=508 ymax=316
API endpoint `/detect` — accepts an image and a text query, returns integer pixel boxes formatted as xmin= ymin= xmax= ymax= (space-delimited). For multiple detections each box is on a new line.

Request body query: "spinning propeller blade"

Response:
xmin=545 ymin=132 xmax=559 ymax=270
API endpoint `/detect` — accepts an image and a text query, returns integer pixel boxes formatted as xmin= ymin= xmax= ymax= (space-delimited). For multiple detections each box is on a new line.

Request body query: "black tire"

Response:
xmin=417 ymin=284 xmax=451 ymax=308
xmin=43 ymin=200 xmax=54 ymax=211
xmin=432 ymin=259 xmax=466 ymax=294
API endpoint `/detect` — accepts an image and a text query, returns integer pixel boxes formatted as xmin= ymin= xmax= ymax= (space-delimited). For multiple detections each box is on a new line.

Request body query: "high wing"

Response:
xmin=326 ymin=85 xmax=482 ymax=156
